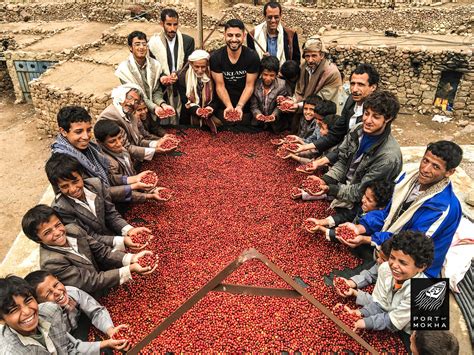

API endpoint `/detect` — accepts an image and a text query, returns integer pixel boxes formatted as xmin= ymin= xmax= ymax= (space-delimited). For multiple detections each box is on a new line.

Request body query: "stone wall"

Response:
xmin=3 ymin=38 xmax=103 ymax=103
xmin=300 ymin=0 xmax=457 ymax=9
xmin=29 ymin=61 xmax=113 ymax=136
xmin=229 ymin=4 xmax=472 ymax=35
xmin=0 ymin=60 xmax=14 ymax=93
xmin=0 ymin=2 xmax=219 ymax=27
xmin=327 ymin=44 xmax=473 ymax=118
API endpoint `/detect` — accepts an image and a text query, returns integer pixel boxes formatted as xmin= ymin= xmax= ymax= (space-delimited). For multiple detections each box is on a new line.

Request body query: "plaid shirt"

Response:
xmin=0 ymin=302 xmax=94 ymax=354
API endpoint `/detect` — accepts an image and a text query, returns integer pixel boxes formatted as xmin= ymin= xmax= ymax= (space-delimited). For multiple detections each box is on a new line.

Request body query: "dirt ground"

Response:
xmin=0 ymin=93 xmax=52 ymax=262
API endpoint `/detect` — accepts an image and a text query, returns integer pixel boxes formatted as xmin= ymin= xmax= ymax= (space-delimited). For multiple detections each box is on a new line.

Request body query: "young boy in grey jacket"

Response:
xmin=340 ymin=231 xmax=434 ymax=338
xmin=25 ymin=271 xmax=130 ymax=353
xmin=0 ymin=275 xmax=127 ymax=354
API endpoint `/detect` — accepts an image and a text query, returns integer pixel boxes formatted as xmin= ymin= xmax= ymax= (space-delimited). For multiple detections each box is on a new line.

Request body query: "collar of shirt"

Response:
xmin=49 ymin=237 xmax=92 ymax=264
xmin=134 ymin=58 xmax=147 ymax=70
xmin=259 ymin=79 xmax=277 ymax=92
xmin=68 ymin=186 xmax=97 ymax=217
xmin=266 ymin=27 xmax=279 ymax=36
xmin=11 ymin=319 xmax=56 ymax=352
xmin=305 ymin=66 xmax=315 ymax=75
xmin=166 ymin=36 xmax=176 ymax=51
xmin=354 ymin=102 xmax=364 ymax=116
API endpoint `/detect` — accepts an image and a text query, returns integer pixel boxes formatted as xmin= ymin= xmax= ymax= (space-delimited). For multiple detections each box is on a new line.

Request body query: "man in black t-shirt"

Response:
xmin=210 ymin=19 xmax=260 ymax=126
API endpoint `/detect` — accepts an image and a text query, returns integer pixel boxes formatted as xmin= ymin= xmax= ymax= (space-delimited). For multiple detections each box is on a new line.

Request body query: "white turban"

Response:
xmin=188 ymin=49 xmax=210 ymax=62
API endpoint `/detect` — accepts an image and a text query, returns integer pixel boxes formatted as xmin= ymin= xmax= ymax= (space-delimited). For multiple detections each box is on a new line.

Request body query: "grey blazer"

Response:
xmin=99 ymin=104 xmax=153 ymax=162
xmin=40 ymin=224 xmax=125 ymax=296
xmin=52 ymin=177 xmax=129 ymax=246
xmin=0 ymin=302 xmax=86 ymax=354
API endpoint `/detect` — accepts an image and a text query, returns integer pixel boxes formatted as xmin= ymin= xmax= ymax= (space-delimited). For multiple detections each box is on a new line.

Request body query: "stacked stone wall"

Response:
xmin=229 ymin=4 xmax=472 ymax=36
xmin=0 ymin=2 xmax=219 ymax=27
xmin=327 ymin=45 xmax=473 ymax=118
xmin=29 ymin=61 xmax=113 ymax=136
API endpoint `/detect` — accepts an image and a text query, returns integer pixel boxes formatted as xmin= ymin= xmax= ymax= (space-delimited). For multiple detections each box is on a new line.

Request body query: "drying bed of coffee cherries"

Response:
xmin=96 ymin=129 xmax=404 ymax=353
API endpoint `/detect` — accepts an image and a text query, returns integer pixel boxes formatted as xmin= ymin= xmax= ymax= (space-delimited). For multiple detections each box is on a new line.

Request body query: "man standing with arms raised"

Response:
xmin=210 ymin=19 xmax=260 ymax=126
xmin=149 ymin=8 xmax=195 ymax=124
xmin=246 ymin=1 xmax=300 ymax=65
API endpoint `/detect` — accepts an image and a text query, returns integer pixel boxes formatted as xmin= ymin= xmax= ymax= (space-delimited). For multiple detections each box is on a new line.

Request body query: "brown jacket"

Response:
xmin=295 ymin=58 xmax=342 ymax=104
xmin=39 ymin=224 xmax=125 ymax=297
xmin=99 ymin=104 xmax=154 ymax=162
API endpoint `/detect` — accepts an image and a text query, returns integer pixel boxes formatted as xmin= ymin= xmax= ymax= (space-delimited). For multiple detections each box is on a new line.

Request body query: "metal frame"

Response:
xmin=127 ymin=248 xmax=379 ymax=354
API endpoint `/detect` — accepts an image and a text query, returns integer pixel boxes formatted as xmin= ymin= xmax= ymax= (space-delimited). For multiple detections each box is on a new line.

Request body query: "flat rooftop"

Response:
xmin=322 ymin=30 xmax=473 ymax=51
xmin=80 ymin=43 xmax=129 ymax=66
xmin=22 ymin=22 xmax=112 ymax=52
xmin=0 ymin=21 xmax=90 ymax=34
xmin=40 ymin=60 xmax=119 ymax=94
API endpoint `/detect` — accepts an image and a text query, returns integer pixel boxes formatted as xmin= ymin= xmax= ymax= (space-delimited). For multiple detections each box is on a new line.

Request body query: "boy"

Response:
xmin=51 ymin=106 xmax=152 ymax=204
xmin=0 ymin=275 xmax=127 ymax=354
xmin=288 ymin=111 xmax=338 ymax=165
xmin=305 ymin=179 xmax=395 ymax=239
xmin=342 ymin=231 xmax=434 ymax=341
xmin=279 ymin=60 xmax=300 ymax=95
xmin=25 ymin=271 xmax=128 ymax=352
xmin=250 ymin=55 xmax=289 ymax=132
xmin=410 ymin=330 xmax=459 ymax=355
xmin=22 ymin=205 xmax=157 ymax=297
xmin=133 ymin=99 xmax=163 ymax=140
xmin=334 ymin=238 xmax=392 ymax=299
xmin=45 ymin=153 xmax=158 ymax=248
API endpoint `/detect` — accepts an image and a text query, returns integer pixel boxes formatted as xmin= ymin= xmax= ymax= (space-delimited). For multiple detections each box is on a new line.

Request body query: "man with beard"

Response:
xmin=246 ymin=1 xmax=300 ymax=65
xmin=116 ymin=30 xmax=175 ymax=134
xmin=98 ymin=84 xmax=173 ymax=163
xmin=210 ymin=19 xmax=260 ymax=125
xmin=280 ymin=36 xmax=341 ymax=133
xmin=149 ymin=9 xmax=195 ymax=124
xmin=338 ymin=140 xmax=463 ymax=278
xmin=180 ymin=49 xmax=220 ymax=134
xmin=296 ymin=63 xmax=380 ymax=171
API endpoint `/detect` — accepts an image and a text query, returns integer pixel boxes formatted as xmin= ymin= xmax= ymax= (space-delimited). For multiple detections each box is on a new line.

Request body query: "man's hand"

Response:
xmin=148 ymin=187 xmax=172 ymax=201
xmin=155 ymin=104 xmax=175 ymax=119
xmin=106 ymin=324 xmax=128 ymax=338
xmin=204 ymin=106 xmax=214 ymax=117
xmin=337 ymin=234 xmax=370 ymax=249
xmin=160 ymin=73 xmax=178 ymax=86
xmin=99 ymin=338 xmax=129 ymax=351
xmin=285 ymin=135 xmax=305 ymax=144
xmin=353 ymin=319 xmax=366 ymax=333
xmin=339 ymin=222 xmax=360 ymax=235
xmin=127 ymin=227 xmax=151 ymax=237
xmin=130 ymin=251 xmax=158 ymax=275
xmin=334 ymin=277 xmax=358 ymax=298
xmin=306 ymin=176 xmax=329 ymax=196
xmin=130 ymin=181 xmax=153 ymax=191
xmin=343 ymin=305 xmax=362 ymax=317
xmin=235 ymin=106 xmax=243 ymax=119
xmin=295 ymin=143 xmax=314 ymax=153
